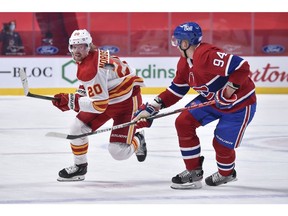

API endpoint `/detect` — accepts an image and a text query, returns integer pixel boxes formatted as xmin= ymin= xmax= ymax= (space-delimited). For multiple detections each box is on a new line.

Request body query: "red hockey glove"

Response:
xmin=52 ymin=93 xmax=80 ymax=112
xmin=214 ymin=88 xmax=237 ymax=109
xmin=135 ymin=118 xmax=153 ymax=129
xmin=133 ymin=103 xmax=159 ymax=129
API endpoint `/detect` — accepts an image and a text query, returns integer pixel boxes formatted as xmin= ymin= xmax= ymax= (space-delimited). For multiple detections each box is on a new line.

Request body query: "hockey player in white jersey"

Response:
xmin=52 ymin=29 xmax=147 ymax=181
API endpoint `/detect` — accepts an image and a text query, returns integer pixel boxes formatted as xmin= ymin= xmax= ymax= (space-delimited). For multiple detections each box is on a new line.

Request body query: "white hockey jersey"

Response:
xmin=75 ymin=49 xmax=144 ymax=113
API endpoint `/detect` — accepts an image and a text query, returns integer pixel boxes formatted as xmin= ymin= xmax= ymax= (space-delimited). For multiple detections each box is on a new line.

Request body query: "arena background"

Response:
xmin=0 ymin=12 xmax=287 ymax=95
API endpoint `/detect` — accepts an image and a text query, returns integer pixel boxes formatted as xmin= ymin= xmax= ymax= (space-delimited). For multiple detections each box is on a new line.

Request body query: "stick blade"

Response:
xmin=19 ymin=69 xmax=29 ymax=96
xmin=45 ymin=132 xmax=68 ymax=139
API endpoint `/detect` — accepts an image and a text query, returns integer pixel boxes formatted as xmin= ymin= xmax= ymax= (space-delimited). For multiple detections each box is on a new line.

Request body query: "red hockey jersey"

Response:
xmin=158 ymin=43 xmax=256 ymax=113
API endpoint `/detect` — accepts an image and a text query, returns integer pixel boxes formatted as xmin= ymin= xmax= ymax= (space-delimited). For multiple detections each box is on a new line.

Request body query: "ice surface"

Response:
xmin=0 ymin=95 xmax=287 ymax=214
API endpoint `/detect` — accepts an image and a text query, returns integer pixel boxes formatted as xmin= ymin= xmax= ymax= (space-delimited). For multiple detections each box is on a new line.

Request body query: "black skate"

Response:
xmin=171 ymin=156 xmax=204 ymax=189
xmin=134 ymin=131 xmax=147 ymax=162
xmin=205 ymin=169 xmax=237 ymax=186
xmin=57 ymin=163 xmax=88 ymax=182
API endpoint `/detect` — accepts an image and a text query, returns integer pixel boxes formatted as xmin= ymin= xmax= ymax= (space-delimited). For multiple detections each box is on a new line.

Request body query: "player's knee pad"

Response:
xmin=175 ymin=110 xmax=201 ymax=137
xmin=69 ymin=118 xmax=91 ymax=145
xmin=108 ymin=142 xmax=134 ymax=160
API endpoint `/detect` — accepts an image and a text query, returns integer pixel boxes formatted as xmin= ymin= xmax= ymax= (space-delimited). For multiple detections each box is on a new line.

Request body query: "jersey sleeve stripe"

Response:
xmin=92 ymin=99 xmax=109 ymax=112
xmin=225 ymin=55 xmax=233 ymax=76
xmin=167 ymin=88 xmax=186 ymax=98
xmin=109 ymin=76 xmax=142 ymax=94
xmin=109 ymin=77 xmax=144 ymax=100
xmin=167 ymin=82 xmax=190 ymax=98
xmin=234 ymin=59 xmax=246 ymax=71
xmin=226 ymin=55 xmax=246 ymax=75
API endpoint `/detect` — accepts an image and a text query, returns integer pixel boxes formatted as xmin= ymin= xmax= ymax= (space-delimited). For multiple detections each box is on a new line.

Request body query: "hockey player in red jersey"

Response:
xmin=52 ymin=29 xmax=147 ymax=181
xmin=133 ymin=22 xmax=257 ymax=189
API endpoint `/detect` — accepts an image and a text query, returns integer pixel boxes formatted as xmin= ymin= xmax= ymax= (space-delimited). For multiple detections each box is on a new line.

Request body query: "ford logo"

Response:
xmin=262 ymin=45 xmax=285 ymax=54
xmin=99 ymin=45 xmax=120 ymax=54
xmin=36 ymin=45 xmax=59 ymax=55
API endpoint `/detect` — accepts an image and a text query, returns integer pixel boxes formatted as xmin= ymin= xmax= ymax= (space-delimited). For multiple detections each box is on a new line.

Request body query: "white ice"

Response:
xmin=0 ymin=94 xmax=288 ymax=214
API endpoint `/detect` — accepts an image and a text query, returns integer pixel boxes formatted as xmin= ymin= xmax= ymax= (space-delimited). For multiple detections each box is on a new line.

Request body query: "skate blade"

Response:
xmin=171 ymin=181 xmax=202 ymax=190
xmin=223 ymin=177 xmax=238 ymax=185
xmin=57 ymin=175 xmax=85 ymax=182
xmin=206 ymin=177 xmax=238 ymax=186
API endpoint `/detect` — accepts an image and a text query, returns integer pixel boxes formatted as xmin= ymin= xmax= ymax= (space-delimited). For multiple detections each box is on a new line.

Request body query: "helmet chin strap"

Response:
xmin=179 ymin=45 xmax=191 ymax=58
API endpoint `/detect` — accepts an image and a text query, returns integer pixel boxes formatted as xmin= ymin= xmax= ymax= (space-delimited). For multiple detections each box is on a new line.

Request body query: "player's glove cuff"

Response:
xmin=68 ymin=93 xmax=80 ymax=112
xmin=215 ymin=88 xmax=237 ymax=109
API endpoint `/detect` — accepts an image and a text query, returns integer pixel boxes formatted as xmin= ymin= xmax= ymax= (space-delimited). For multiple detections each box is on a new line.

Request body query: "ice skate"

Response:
xmin=171 ymin=156 xmax=204 ymax=189
xmin=134 ymin=130 xmax=147 ymax=162
xmin=57 ymin=163 xmax=88 ymax=182
xmin=205 ymin=169 xmax=237 ymax=186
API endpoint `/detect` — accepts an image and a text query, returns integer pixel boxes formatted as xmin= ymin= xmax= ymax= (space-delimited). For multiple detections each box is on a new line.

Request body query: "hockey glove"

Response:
xmin=133 ymin=103 xmax=159 ymax=128
xmin=52 ymin=93 xmax=80 ymax=112
xmin=214 ymin=88 xmax=237 ymax=109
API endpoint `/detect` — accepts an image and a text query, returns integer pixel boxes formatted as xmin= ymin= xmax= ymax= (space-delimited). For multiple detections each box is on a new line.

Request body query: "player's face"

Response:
xmin=179 ymin=40 xmax=190 ymax=50
xmin=71 ymin=44 xmax=89 ymax=62
xmin=177 ymin=40 xmax=191 ymax=57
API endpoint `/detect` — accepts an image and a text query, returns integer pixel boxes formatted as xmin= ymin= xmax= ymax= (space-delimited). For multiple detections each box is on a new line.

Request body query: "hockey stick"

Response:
xmin=19 ymin=68 xmax=59 ymax=101
xmin=46 ymin=100 xmax=215 ymax=140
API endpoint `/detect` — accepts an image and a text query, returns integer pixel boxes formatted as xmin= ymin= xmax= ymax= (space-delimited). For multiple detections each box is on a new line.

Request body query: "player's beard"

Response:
xmin=72 ymin=51 xmax=88 ymax=62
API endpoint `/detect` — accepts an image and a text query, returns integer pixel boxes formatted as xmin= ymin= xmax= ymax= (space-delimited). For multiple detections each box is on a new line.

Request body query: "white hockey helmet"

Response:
xmin=68 ymin=29 xmax=92 ymax=52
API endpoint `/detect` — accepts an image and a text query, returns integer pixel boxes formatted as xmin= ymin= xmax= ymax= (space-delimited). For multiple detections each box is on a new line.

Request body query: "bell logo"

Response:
xmin=181 ymin=24 xmax=193 ymax=31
